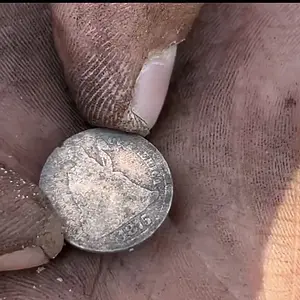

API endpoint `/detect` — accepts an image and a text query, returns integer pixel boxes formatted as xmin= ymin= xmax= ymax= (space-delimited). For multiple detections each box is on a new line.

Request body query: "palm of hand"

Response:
xmin=1 ymin=3 xmax=300 ymax=300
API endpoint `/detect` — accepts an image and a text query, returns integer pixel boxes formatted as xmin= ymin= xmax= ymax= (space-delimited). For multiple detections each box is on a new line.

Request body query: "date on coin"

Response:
xmin=39 ymin=128 xmax=173 ymax=253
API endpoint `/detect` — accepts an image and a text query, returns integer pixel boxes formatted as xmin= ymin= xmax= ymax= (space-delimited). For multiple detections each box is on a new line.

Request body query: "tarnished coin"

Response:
xmin=39 ymin=128 xmax=173 ymax=253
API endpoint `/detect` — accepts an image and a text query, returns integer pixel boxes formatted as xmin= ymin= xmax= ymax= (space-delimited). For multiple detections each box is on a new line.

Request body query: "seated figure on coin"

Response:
xmin=67 ymin=145 xmax=159 ymax=237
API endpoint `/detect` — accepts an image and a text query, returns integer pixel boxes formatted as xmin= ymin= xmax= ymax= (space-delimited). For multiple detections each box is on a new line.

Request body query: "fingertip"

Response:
xmin=35 ymin=211 xmax=65 ymax=260
xmin=132 ymin=44 xmax=177 ymax=135
xmin=0 ymin=247 xmax=49 ymax=272
xmin=0 ymin=165 xmax=65 ymax=271
xmin=0 ymin=212 xmax=64 ymax=272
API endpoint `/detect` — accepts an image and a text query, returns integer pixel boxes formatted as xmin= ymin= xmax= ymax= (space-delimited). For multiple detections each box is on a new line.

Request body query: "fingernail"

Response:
xmin=0 ymin=210 xmax=64 ymax=272
xmin=0 ymin=247 xmax=49 ymax=272
xmin=132 ymin=44 xmax=177 ymax=133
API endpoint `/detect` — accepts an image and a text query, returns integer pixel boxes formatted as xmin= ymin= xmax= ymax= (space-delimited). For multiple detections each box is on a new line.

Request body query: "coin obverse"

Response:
xmin=39 ymin=128 xmax=173 ymax=253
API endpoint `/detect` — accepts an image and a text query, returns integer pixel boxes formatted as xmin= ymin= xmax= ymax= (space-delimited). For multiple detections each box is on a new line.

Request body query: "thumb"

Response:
xmin=0 ymin=165 xmax=64 ymax=271
xmin=51 ymin=3 xmax=202 ymax=135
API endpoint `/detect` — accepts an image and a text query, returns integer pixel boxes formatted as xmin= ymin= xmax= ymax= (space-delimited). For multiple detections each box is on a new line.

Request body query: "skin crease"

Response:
xmin=1 ymin=3 xmax=300 ymax=300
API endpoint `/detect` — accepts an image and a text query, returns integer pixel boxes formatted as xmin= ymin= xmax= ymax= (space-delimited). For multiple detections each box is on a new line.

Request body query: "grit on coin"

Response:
xmin=39 ymin=128 xmax=173 ymax=252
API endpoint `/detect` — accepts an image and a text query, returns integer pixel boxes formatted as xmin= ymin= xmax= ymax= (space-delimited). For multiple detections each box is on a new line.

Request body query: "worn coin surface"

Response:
xmin=39 ymin=128 xmax=173 ymax=253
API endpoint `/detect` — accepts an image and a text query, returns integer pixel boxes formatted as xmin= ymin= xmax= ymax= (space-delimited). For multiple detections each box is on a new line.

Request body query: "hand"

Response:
xmin=1 ymin=3 xmax=300 ymax=300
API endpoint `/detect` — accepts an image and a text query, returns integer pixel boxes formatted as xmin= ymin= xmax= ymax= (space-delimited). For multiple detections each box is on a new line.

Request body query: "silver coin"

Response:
xmin=39 ymin=128 xmax=173 ymax=253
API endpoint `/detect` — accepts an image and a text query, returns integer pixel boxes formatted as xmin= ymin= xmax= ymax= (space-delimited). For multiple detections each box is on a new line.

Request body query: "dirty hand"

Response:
xmin=1 ymin=3 xmax=300 ymax=300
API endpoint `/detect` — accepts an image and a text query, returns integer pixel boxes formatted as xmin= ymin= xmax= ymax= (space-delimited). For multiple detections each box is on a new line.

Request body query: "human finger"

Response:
xmin=0 ymin=165 xmax=64 ymax=271
xmin=51 ymin=3 xmax=202 ymax=135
